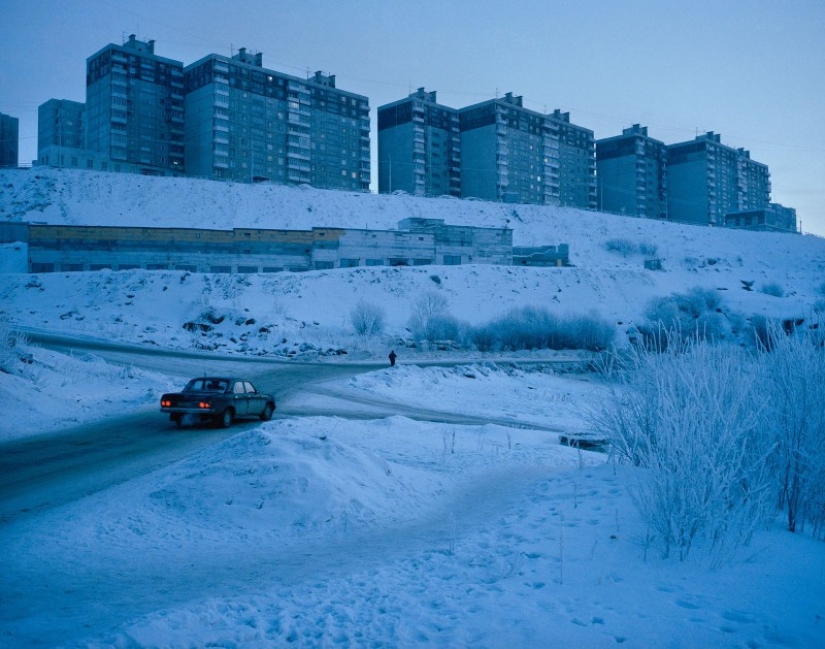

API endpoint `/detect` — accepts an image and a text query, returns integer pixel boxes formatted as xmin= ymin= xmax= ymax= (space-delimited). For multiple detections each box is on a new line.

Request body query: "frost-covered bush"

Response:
xmin=639 ymin=241 xmax=659 ymax=257
xmin=479 ymin=307 xmax=614 ymax=352
xmin=604 ymin=239 xmax=658 ymax=258
xmin=595 ymin=337 xmax=776 ymax=563
xmin=640 ymin=287 xmax=730 ymax=347
xmin=760 ymin=282 xmax=785 ymax=298
xmin=0 ymin=318 xmax=28 ymax=373
xmin=761 ymin=325 xmax=825 ymax=537
xmin=408 ymin=291 xmax=449 ymax=341
xmin=350 ymin=300 xmax=385 ymax=337
xmin=604 ymin=238 xmax=636 ymax=257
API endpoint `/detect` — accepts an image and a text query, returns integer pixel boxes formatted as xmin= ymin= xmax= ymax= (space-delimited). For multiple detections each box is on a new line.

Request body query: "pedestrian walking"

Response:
xmin=389 ymin=349 xmax=397 ymax=367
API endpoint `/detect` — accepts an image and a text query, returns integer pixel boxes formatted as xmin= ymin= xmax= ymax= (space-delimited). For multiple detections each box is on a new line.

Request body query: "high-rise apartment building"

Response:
xmin=377 ymin=88 xmax=461 ymax=197
xmin=0 ymin=112 xmax=19 ymax=168
xmin=596 ymin=125 xmax=668 ymax=219
xmin=37 ymin=99 xmax=85 ymax=167
xmin=184 ymin=49 xmax=369 ymax=190
xmin=667 ymin=132 xmax=770 ymax=226
xmin=459 ymin=93 xmax=559 ymax=205
xmin=549 ymin=109 xmax=596 ymax=210
xmin=380 ymin=92 xmax=593 ymax=208
xmin=85 ymin=34 xmax=185 ymax=174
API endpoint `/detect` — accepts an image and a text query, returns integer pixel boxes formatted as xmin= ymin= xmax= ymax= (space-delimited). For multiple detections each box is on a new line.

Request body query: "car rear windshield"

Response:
xmin=185 ymin=379 xmax=229 ymax=392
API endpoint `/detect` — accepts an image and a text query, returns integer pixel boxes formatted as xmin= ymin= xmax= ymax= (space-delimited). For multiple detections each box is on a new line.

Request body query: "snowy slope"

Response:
xmin=1 ymin=168 xmax=825 ymax=648
xmin=2 ymin=167 xmax=824 ymax=351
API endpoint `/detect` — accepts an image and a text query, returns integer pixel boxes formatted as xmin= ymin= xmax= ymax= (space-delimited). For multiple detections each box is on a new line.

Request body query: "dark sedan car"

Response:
xmin=160 ymin=377 xmax=275 ymax=428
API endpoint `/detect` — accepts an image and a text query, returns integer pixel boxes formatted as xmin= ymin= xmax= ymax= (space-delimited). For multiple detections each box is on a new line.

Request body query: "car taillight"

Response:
xmin=161 ymin=399 xmax=171 ymax=407
xmin=199 ymin=401 xmax=212 ymax=409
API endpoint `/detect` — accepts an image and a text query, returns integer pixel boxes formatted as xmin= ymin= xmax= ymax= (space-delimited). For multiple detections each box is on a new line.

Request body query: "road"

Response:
xmin=0 ymin=331 xmax=572 ymax=525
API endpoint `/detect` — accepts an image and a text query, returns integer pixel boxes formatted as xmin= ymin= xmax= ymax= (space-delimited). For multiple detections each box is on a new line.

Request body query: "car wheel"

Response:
xmin=260 ymin=403 xmax=274 ymax=421
xmin=217 ymin=409 xmax=233 ymax=428
xmin=171 ymin=414 xmax=183 ymax=428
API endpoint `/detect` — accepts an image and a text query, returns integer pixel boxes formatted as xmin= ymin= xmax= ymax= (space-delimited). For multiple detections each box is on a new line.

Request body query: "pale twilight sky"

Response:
xmin=1 ymin=0 xmax=823 ymax=235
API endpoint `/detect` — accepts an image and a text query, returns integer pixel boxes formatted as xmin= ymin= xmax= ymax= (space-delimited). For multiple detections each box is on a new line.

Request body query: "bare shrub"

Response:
xmin=761 ymin=324 xmax=825 ymax=537
xmin=408 ymin=291 xmax=449 ymax=341
xmin=350 ymin=300 xmax=385 ymax=337
xmin=0 ymin=318 xmax=28 ymax=373
xmin=639 ymin=241 xmax=659 ymax=257
xmin=479 ymin=307 xmax=613 ymax=352
xmin=760 ymin=282 xmax=785 ymax=298
xmin=604 ymin=238 xmax=636 ymax=257
xmin=641 ymin=287 xmax=730 ymax=347
xmin=595 ymin=336 xmax=775 ymax=564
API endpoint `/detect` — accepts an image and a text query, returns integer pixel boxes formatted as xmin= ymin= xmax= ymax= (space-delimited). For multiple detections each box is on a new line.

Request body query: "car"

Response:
xmin=160 ymin=377 xmax=275 ymax=428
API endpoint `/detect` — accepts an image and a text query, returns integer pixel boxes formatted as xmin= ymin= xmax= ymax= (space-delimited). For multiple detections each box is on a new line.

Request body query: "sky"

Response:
xmin=1 ymin=0 xmax=824 ymax=235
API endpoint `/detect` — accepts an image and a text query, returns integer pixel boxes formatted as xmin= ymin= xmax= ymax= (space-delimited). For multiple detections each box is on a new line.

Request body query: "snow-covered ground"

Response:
xmin=1 ymin=169 xmax=824 ymax=647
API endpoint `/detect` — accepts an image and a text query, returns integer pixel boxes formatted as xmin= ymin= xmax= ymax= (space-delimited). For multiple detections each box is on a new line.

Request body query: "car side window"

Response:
xmin=233 ymin=382 xmax=245 ymax=394
xmin=244 ymin=382 xmax=257 ymax=394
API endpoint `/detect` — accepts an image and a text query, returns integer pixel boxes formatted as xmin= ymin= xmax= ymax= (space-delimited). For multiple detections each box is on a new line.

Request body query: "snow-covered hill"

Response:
xmin=1 ymin=167 xmax=824 ymax=351
xmin=2 ymin=169 xmax=824 ymax=647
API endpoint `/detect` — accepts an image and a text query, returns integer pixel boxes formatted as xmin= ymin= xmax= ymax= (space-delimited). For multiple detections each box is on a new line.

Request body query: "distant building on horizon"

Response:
xmin=184 ymin=49 xmax=370 ymax=190
xmin=84 ymin=34 xmax=186 ymax=175
xmin=667 ymin=132 xmax=770 ymax=226
xmin=596 ymin=124 xmax=668 ymax=219
xmin=37 ymin=99 xmax=85 ymax=168
xmin=0 ymin=111 xmax=19 ymax=169
xmin=726 ymin=202 xmax=797 ymax=233
xmin=377 ymin=88 xmax=461 ymax=197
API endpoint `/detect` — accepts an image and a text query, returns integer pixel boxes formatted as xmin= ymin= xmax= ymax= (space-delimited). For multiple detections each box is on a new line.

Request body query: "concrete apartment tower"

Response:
xmin=85 ymin=34 xmax=185 ymax=175
xmin=596 ymin=125 xmax=668 ymax=219
xmin=666 ymin=132 xmax=770 ymax=226
xmin=37 ymin=99 xmax=85 ymax=167
xmin=548 ymin=109 xmax=596 ymax=210
xmin=184 ymin=49 xmax=370 ymax=190
xmin=458 ymin=93 xmax=559 ymax=205
xmin=377 ymin=88 xmax=461 ymax=197
xmin=0 ymin=112 xmax=19 ymax=168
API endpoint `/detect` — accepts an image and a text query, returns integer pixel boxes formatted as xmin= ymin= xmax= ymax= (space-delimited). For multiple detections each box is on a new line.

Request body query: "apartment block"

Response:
xmin=85 ymin=34 xmax=185 ymax=175
xmin=667 ymin=132 xmax=770 ymax=226
xmin=377 ymin=88 xmax=461 ymax=197
xmin=379 ymin=91 xmax=594 ymax=208
xmin=37 ymin=99 xmax=85 ymax=167
xmin=459 ymin=93 xmax=559 ymax=205
xmin=184 ymin=49 xmax=369 ymax=190
xmin=726 ymin=202 xmax=797 ymax=233
xmin=0 ymin=112 xmax=19 ymax=168
xmin=549 ymin=109 xmax=596 ymax=210
xmin=596 ymin=125 xmax=667 ymax=219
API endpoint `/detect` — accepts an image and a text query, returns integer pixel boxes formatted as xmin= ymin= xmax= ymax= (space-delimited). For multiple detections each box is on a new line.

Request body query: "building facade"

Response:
xmin=667 ymin=132 xmax=770 ymax=226
xmin=377 ymin=88 xmax=461 ymax=197
xmin=85 ymin=35 xmax=185 ymax=175
xmin=596 ymin=125 xmax=668 ymax=219
xmin=459 ymin=93 xmax=559 ymax=205
xmin=0 ymin=112 xmax=19 ymax=168
xmin=184 ymin=49 xmax=370 ymax=190
xmin=379 ymin=92 xmax=595 ymax=208
xmin=8 ymin=219 xmax=514 ymax=273
xmin=37 ymin=99 xmax=85 ymax=168
xmin=549 ymin=109 xmax=596 ymax=210
xmin=726 ymin=203 xmax=797 ymax=233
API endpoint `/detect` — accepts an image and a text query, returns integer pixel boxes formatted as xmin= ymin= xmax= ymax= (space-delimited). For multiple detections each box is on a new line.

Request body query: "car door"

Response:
xmin=231 ymin=380 xmax=249 ymax=416
xmin=245 ymin=381 xmax=265 ymax=415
